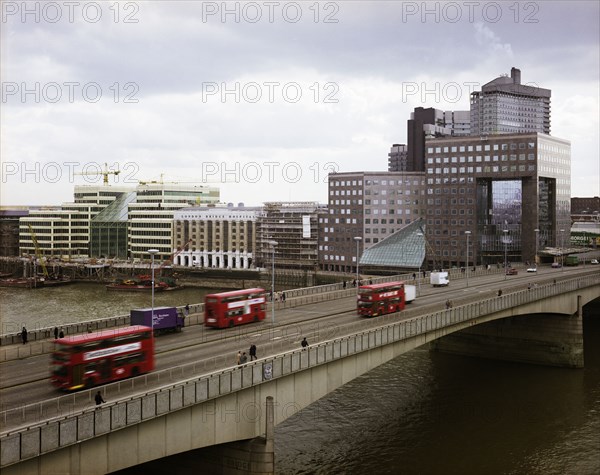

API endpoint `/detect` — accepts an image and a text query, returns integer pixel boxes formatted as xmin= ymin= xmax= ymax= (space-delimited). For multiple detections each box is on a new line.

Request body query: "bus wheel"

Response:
xmin=229 ymin=320 xmax=234 ymax=328
xmin=85 ymin=378 xmax=95 ymax=389
xmin=254 ymin=316 xmax=259 ymax=323
xmin=131 ymin=367 xmax=139 ymax=378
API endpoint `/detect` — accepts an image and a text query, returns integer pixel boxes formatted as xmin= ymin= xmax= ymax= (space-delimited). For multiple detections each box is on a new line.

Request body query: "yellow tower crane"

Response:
xmin=28 ymin=224 xmax=49 ymax=278
xmin=75 ymin=163 xmax=120 ymax=185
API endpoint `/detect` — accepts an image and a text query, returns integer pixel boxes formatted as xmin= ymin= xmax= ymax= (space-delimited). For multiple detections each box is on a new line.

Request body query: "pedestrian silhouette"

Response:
xmin=21 ymin=326 xmax=28 ymax=344
xmin=59 ymin=329 xmax=64 ymax=338
xmin=249 ymin=344 xmax=257 ymax=361
xmin=95 ymin=391 xmax=105 ymax=408
xmin=240 ymin=352 xmax=248 ymax=364
xmin=236 ymin=351 xmax=242 ymax=365
xmin=301 ymin=337 xmax=309 ymax=350
xmin=54 ymin=327 xmax=59 ymax=340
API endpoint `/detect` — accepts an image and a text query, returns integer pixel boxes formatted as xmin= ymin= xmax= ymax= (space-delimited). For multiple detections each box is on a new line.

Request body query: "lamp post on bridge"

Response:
xmin=268 ymin=240 xmax=278 ymax=325
xmin=465 ymin=231 xmax=471 ymax=288
xmin=534 ymin=228 xmax=539 ymax=268
xmin=354 ymin=236 xmax=362 ymax=295
xmin=148 ymin=249 xmax=159 ymax=336
xmin=416 ymin=232 xmax=424 ymax=296
xmin=560 ymin=229 xmax=565 ymax=271
xmin=503 ymin=230 xmax=509 ymax=281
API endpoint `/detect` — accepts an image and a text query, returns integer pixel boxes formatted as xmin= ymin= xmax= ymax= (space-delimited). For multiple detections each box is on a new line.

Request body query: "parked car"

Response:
xmin=591 ymin=259 xmax=599 ymax=265
xmin=506 ymin=268 xmax=518 ymax=275
xmin=551 ymin=262 xmax=562 ymax=268
xmin=526 ymin=267 xmax=537 ymax=273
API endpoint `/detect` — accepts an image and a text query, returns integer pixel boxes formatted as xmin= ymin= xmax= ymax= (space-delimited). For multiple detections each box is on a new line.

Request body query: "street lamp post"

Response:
xmin=465 ymin=231 xmax=471 ymax=288
xmin=534 ymin=228 xmax=539 ymax=267
xmin=503 ymin=230 xmax=508 ymax=281
xmin=560 ymin=229 xmax=565 ymax=271
xmin=416 ymin=232 xmax=424 ymax=296
xmin=353 ymin=237 xmax=362 ymax=293
xmin=268 ymin=240 xmax=278 ymax=325
xmin=533 ymin=228 xmax=540 ymax=269
xmin=148 ymin=249 xmax=159 ymax=335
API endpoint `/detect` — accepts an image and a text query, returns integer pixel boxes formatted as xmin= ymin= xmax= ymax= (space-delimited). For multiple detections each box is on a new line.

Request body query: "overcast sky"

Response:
xmin=2 ymin=0 xmax=599 ymax=207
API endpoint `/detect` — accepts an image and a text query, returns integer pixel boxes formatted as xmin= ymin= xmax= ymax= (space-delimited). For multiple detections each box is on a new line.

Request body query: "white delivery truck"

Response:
xmin=430 ymin=271 xmax=449 ymax=287
xmin=404 ymin=284 xmax=417 ymax=303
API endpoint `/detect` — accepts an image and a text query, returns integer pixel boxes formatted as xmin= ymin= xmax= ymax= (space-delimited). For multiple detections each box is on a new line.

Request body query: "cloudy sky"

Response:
xmin=2 ymin=0 xmax=599 ymax=207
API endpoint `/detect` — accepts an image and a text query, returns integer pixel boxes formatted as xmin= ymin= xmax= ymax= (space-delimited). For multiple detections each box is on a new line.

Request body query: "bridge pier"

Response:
xmin=185 ymin=395 xmax=274 ymax=475
xmin=431 ymin=305 xmax=584 ymax=368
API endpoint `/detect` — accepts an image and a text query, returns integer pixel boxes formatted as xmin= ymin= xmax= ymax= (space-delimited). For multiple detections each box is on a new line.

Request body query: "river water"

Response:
xmin=2 ymin=286 xmax=599 ymax=474
xmin=0 ymin=283 xmax=214 ymax=334
xmin=275 ymin=307 xmax=600 ymax=475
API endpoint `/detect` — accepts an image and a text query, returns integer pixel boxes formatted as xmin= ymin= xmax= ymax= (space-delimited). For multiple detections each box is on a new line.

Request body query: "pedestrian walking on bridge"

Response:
xmin=95 ymin=391 xmax=105 ymax=409
xmin=301 ymin=337 xmax=309 ymax=350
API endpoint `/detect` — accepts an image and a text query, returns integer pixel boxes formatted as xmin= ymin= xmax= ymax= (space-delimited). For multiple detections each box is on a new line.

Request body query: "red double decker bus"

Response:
xmin=50 ymin=326 xmax=154 ymax=391
xmin=357 ymin=281 xmax=407 ymax=317
xmin=205 ymin=288 xmax=266 ymax=328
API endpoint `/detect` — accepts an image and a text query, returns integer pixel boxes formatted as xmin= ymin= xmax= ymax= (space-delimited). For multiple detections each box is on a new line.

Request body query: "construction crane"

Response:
xmin=28 ymin=224 xmax=49 ymax=278
xmin=159 ymin=239 xmax=193 ymax=271
xmin=75 ymin=163 xmax=120 ymax=185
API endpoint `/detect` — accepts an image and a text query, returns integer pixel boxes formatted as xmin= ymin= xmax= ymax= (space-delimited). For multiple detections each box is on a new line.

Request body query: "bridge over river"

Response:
xmin=1 ymin=268 xmax=599 ymax=474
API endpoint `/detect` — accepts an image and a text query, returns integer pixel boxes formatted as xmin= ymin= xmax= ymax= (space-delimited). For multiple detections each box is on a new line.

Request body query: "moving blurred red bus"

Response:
xmin=50 ymin=326 xmax=154 ymax=391
xmin=205 ymin=288 xmax=266 ymax=328
xmin=357 ymin=281 xmax=407 ymax=317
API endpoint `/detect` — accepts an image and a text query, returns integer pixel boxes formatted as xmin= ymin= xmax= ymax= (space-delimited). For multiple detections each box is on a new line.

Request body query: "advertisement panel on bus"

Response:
xmin=357 ymin=281 xmax=407 ymax=317
xmin=50 ymin=326 xmax=154 ymax=391
xmin=205 ymin=288 xmax=266 ymax=328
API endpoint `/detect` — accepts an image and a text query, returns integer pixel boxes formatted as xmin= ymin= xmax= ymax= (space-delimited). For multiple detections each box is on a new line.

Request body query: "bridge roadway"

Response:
xmin=1 ymin=265 xmax=597 ymax=433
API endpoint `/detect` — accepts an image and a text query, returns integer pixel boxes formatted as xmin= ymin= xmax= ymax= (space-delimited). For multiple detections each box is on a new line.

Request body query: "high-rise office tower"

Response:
xmin=470 ymin=67 xmax=551 ymax=136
